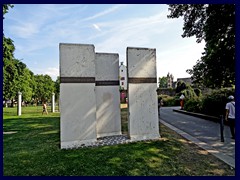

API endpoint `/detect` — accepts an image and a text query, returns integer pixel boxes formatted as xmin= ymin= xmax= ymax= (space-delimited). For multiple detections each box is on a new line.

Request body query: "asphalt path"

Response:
xmin=159 ymin=106 xmax=235 ymax=167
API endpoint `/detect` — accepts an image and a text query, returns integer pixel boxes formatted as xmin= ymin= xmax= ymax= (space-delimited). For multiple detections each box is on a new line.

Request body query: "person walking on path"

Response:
xmin=42 ymin=102 xmax=48 ymax=115
xmin=225 ymin=95 xmax=235 ymax=139
xmin=179 ymin=94 xmax=185 ymax=110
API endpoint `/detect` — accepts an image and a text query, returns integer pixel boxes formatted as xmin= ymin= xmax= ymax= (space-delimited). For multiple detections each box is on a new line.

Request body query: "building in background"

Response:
xmin=119 ymin=62 xmax=127 ymax=90
xmin=167 ymin=72 xmax=174 ymax=88
xmin=176 ymin=77 xmax=193 ymax=86
xmin=119 ymin=62 xmax=127 ymax=103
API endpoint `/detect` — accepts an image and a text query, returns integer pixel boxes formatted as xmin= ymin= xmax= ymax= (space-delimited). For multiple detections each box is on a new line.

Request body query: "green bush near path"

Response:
xmin=184 ymin=88 xmax=235 ymax=117
xmin=160 ymin=87 xmax=235 ymax=118
xmin=3 ymin=107 xmax=234 ymax=176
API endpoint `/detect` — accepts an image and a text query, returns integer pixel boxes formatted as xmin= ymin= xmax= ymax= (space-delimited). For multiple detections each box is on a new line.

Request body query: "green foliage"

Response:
xmin=176 ymin=83 xmax=198 ymax=100
xmin=34 ymin=75 xmax=55 ymax=102
xmin=3 ymin=5 xmax=35 ymax=104
xmin=201 ymin=88 xmax=235 ymax=117
xmin=175 ymin=81 xmax=186 ymax=94
xmin=3 ymin=36 xmax=15 ymax=60
xmin=54 ymin=76 xmax=60 ymax=101
xmin=184 ymin=98 xmax=202 ymax=113
xmin=3 ymin=4 xmax=14 ymax=17
xmin=159 ymin=95 xmax=179 ymax=106
xmin=3 ymin=58 xmax=18 ymax=102
xmin=168 ymin=4 xmax=235 ymax=88
xmin=181 ymin=86 xmax=198 ymax=99
xmin=194 ymin=88 xmax=202 ymax=97
xmin=183 ymin=88 xmax=234 ymax=116
xmin=3 ymin=4 xmax=55 ymax=104
xmin=159 ymin=76 xmax=168 ymax=88
xmin=3 ymin=57 xmax=36 ymax=103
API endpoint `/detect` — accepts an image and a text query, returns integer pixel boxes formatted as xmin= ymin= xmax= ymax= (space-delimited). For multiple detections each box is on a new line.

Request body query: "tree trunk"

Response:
xmin=11 ymin=99 xmax=14 ymax=107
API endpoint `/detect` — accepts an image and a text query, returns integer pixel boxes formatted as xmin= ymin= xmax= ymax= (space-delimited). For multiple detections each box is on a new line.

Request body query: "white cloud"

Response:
xmin=10 ymin=22 xmax=39 ymax=39
xmin=44 ymin=67 xmax=59 ymax=81
xmin=92 ymin=24 xmax=101 ymax=31
xmin=83 ymin=4 xmax=126 ymax=21
xmin=4 ymin=4 xmax=206 ymax=83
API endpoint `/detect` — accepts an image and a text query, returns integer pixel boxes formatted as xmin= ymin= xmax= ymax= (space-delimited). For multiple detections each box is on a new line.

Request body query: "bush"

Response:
xmin=184 ymin=98 xmax=202 ymax=113
xmin=201 ymin=88 xmax=235 ymax=117
xmin=158 ymin=95 xmax=179 ymax=106
xmin=194 ymin=88 xmax=202 ymax=97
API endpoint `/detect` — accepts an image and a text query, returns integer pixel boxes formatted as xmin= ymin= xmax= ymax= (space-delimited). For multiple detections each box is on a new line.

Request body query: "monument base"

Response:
xmin=97 ymin=131 xmax=122 ymax=138
xmin=61 ymin=138 xmax=97 ymax=149
xmin=129 ymin=133 xmax=160 ymax=141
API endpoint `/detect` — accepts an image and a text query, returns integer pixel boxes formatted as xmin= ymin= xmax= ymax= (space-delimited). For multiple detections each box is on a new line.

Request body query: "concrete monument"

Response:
xmin=95 ymin=53 xmax=122 ymax=138
xmin=127 ymin=47 xmax=160 ymax=141
xmin=60 ymin=43 xmax=97 ymax=149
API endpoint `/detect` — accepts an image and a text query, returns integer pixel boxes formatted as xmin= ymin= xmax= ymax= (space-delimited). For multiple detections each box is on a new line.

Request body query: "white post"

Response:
xmin=17 ymin=92 xmax=22 ymax=116
xmin=51 ymin=93 xmax=55 ymax=113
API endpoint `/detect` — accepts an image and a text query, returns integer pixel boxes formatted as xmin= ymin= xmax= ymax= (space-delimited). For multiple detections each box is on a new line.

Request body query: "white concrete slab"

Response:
xmin=60 ymin=84 xmax=96 ymax=149
xmin=60 ymin=43 xmax=95 ymax=77
xmin=128 ymin=83 xmax=159 ymax=140
xmin=95 ymin=53 xmax=121 ymax=138
xmin=127 ymin=47 xmax=160 ymax=141
xmin=95 ymin=53 xmax=119 ymax=80
xmin=127 ymin=47 xmax=156 ymax=78
xmin=60 ymin=43 xmax=96 ymax=149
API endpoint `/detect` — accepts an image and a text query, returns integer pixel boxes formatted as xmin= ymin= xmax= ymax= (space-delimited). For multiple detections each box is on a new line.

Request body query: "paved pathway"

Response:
xmin=159 ymin=106 xmax=235 ymax=168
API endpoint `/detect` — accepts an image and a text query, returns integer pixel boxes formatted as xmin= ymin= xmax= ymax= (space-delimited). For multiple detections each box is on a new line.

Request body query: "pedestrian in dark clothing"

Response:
xmin=158 ymin=97 xmax=163 ymax=117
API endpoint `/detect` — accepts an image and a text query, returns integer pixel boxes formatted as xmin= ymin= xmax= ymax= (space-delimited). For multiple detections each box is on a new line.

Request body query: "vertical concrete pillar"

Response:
xmin=60 ymin=43 xmax=96 ymax=149
xmin=95 ymin=53 xmax=121 ymax=138
xmin=17 ymin=92 xmax=22 ymax=116
xmin=51 ymin=93 xmax=55 ymax=113
xmin=127 ymin=47 xmax=160 ymax=141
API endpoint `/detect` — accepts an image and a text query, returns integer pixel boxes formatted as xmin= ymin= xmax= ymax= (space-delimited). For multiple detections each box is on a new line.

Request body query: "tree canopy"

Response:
xmin=3 ymin=4 xmax=58 ymax=106
xmin=158 ymin=76 xmax=168 ymax=88
xmin=34 ymin=75 xmax=55 ymax=102
xmin=168 ymin=4 xmax=235 ymax=88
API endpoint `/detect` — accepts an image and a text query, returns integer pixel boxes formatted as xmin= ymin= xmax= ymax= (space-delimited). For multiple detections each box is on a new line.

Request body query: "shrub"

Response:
xmin=184 ymin=98 xmax=202 ymax=113
xmin=201 ymin=88 xmax=235 ymax=117
xmin=194 ymin=88 xmax=202 ymax=97
xmin=159 ymin=95 xmax=179 ymax=106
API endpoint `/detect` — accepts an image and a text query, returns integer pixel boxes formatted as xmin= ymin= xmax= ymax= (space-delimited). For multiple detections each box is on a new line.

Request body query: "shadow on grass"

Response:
xmin=3 ymin=114 xmax=235 ymax=176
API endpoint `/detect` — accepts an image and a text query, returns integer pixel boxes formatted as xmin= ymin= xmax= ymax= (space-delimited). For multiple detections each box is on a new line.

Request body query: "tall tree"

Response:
xmin=175 ymin=80 xmax=187 ymax=94
xmin=3 ymin=4 xmax=17 ymax=106
xmin=158 ymin=76 xmax=168 ymax=88
xmin=14 ymin=60 xmax=35 ymax=102
xmin=3 ymin=4 xmax=14 ymax=17
xmin=168 ymin=4 xmax=235 ymax=88
xmin=34 ymin=75 xmax=55 ymax=103
xmin=54 ymin=76 xmax=60 ymax=101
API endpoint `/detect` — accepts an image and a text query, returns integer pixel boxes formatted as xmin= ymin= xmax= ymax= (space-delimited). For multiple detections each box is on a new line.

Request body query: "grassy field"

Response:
xmin=3 ymin=105 xmax=235 ymax=176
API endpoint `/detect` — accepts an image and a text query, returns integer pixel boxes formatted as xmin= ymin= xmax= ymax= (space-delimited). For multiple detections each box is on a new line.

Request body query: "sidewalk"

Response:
xmin=159 ymin=107 xmax=235 ymax=169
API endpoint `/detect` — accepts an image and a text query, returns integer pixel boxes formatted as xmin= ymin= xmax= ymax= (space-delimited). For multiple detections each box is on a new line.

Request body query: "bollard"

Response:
xmin=220 ymin=115 xmax=224 ymax=142
xmin=17 ymin=92 xmax=22 ymax=116
xmin=51 ymin=93 xmax=55 ymax=113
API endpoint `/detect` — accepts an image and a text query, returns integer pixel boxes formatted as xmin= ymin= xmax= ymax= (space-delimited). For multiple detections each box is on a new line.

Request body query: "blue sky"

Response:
xmin=3 ymin=4 xmax=205 ymax=81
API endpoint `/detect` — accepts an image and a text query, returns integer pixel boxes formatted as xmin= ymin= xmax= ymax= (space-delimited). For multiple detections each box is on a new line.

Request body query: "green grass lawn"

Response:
xmin=3 ymin=106 xmax=235 ymax=176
